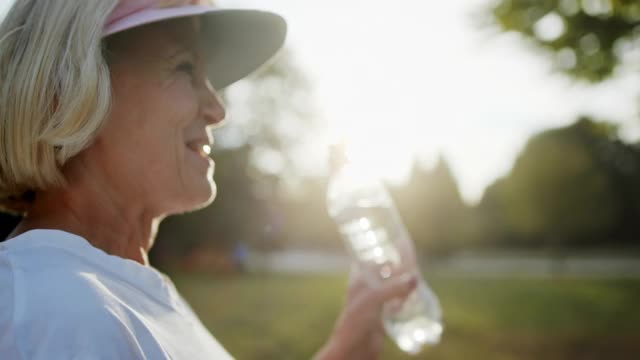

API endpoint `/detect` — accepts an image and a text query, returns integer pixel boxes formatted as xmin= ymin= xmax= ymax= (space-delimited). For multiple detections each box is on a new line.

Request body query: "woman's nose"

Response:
xmin=200 ymin=79 xmax=226 ymax=127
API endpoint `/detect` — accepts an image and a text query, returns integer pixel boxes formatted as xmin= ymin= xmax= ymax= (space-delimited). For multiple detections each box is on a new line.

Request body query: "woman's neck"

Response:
xmin=9 ymin=184 xmax=161 ymax=266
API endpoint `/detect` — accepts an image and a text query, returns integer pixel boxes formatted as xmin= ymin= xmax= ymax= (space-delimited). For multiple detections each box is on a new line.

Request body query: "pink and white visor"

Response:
xmin=104 ymin=0 xmax=287 ymax=89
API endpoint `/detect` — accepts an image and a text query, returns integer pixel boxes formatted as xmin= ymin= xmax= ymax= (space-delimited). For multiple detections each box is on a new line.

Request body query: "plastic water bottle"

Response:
xmin=326 ymin=145 xmax=443 ymax=355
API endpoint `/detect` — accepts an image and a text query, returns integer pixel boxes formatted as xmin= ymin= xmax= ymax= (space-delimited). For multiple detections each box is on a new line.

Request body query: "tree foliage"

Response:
xmin=487 ymin=0 xmax=640 ymax=81
xmin=391 ymin=156 xmax=472 ymax=255
xmin=478 ymin=117 xmax=640 ymax=247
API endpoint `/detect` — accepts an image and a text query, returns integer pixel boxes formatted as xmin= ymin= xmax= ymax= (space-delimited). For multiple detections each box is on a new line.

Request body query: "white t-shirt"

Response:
xmin=0 ymin=229 xmax=234 ymax=359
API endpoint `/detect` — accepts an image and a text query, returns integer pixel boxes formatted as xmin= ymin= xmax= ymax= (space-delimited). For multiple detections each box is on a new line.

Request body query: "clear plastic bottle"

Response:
xmin=326 ymin=145 xmax=443 ymax=355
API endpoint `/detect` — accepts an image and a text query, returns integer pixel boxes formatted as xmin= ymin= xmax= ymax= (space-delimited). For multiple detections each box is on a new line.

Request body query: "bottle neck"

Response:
xmin=329 ymin=143 xmax=349 ymax=176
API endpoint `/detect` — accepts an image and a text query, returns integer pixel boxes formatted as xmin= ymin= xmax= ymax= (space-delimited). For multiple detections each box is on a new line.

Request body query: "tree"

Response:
xmin=391 ymin=156 xmax=471 ymax=256
xmin=486 ymin=0 xmax=640 ymax=81
xmin=477 ymin=117 xmax=640 ymax=247
xmin=480 ymin=0 xmax=640 ymax=249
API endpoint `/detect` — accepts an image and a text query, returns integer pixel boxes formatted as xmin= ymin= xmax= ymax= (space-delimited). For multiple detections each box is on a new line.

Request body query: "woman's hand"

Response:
xmin=313 ymin=270 xmax=417 ymax=360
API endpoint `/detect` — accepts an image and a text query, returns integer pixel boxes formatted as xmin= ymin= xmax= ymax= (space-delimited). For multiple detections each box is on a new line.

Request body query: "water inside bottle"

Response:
xmin=335 ymin=205 xmax=443 ymax=354
xmin=383 ymin=283 xmax=443 ymax=354
xmin=336 ymin=205 xmax=404 ymax=282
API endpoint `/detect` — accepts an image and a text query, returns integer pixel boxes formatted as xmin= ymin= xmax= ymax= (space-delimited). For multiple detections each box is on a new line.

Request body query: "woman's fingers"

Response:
xmin=347 ymin=267 xmax=418 ymax=305
xmin=342 ymin=273 xmax=418 ymax=338
xmin=316 ymin=272 xmax=418 ymax=360
xmin=359 ymin=274 xmax=418 ymax=310
xmin=346 ymin=266 xmax=368 ymax=300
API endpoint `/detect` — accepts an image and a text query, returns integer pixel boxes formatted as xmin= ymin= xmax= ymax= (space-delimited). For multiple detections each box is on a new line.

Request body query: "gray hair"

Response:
xmin=0 ymin=0 xmax=118 ymax=213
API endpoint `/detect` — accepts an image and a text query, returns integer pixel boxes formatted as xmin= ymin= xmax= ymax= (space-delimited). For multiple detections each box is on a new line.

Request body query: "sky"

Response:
xmin=215 ymin=0 xmax=638 ymax=203
xmin=1 ymin=0 xmax=638 ymax=203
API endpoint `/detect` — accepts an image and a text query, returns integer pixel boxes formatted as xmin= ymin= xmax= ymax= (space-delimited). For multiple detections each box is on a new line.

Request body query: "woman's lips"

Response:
xmin=186 ymin=139 xmax=212 ymax=157
xmin=186 ymin=140 xmax=214 ymax=169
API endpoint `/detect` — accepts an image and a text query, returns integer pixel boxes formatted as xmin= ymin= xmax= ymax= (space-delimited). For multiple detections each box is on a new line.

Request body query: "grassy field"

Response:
xmin=171 ymin=273 xmax=640 ymax=360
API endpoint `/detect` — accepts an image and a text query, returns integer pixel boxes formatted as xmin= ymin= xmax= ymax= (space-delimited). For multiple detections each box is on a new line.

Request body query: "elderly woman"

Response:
xmin=0 ymin=1 xmax=416 ymax=359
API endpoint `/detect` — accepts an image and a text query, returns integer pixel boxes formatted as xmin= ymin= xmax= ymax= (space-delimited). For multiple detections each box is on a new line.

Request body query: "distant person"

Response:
xmin=0 ymin=1 xmax=416 ymax=359
xmin=232 ymin=241 xmax=249 ymax=272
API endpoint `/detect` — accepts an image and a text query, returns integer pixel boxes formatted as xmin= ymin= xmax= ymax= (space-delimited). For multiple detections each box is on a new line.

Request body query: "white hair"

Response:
xmin=0 ymin=0 xmax=118 ymax=213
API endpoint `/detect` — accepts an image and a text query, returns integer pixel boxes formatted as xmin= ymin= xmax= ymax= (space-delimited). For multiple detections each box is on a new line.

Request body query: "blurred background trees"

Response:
xmin=1 ymin=2 xmax=639 ymax=358
xmin=487 ymin=0 xmax=640 ymax=81
xmin=471 ymin=0 xmax=640 ymax=251
xmin=477 ymin=117 xmax=640 ymax=249
xmin=1 ymin=0 xmax=639 ymax=266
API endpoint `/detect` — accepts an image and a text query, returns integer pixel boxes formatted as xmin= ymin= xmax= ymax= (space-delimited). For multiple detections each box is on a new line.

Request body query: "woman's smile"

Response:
xmin=185 ymin=138 xmax=213 ymax=170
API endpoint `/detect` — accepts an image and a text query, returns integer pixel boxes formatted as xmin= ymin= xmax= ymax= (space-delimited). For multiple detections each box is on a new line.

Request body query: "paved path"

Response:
xmin=248 ymin=250 xmax=640 ymax=278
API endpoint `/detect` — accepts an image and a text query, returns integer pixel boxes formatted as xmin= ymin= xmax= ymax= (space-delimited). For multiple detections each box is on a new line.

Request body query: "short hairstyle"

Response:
xmin=0 ymin=0 xmax=118 ymax=213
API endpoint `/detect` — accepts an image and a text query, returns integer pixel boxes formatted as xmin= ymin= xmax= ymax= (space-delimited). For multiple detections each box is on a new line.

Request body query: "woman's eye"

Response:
xmin=176 ymin=62 xmax=195 ymax=76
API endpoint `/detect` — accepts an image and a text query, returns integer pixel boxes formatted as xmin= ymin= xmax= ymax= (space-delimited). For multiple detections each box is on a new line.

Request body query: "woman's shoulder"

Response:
xmin=1 ymin=229 xmax=107 ymax=289
xmin=1 ymin=229 xmax=128 ymax=325
xmin=0 ymin=229 xmax=121 ymax=322
xmin=0 ymin=230 xmax=162 ymax=359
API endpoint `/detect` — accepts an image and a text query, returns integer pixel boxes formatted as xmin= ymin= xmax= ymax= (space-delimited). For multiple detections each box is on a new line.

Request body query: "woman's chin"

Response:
xmin=200 ymin=181 xmax=217 ymax=207
xmin=192 ymin=180 xmax=216 ymax=210
xmin=174 ymin=179 xmax=217 ymax=214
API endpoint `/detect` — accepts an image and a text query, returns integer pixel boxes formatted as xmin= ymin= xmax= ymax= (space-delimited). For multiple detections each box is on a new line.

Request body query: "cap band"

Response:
xmin=106 ymin=0 xmax=206 ymax=31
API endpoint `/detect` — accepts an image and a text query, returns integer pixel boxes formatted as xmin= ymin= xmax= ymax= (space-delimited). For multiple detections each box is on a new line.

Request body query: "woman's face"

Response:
xmin=86 ymin=19 xmax=225 ymax=215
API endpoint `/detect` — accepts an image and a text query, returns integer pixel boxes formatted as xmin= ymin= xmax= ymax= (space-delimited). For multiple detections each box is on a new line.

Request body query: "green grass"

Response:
xmin=171 ymin=273 xmax=640 ymax=359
